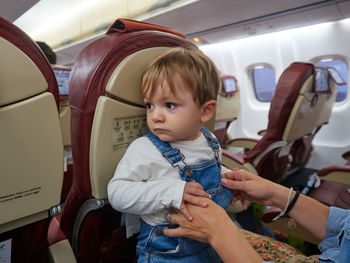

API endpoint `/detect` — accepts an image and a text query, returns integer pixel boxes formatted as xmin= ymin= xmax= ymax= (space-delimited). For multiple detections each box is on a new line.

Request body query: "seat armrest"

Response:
xmin=226 ymin=138 xmax=259 ymax=149
xmin=317 ymin=165 xmax=350 ymax=185
xmin=221 ymin=149 xmax=258 ymax=175
xmin=222 ymin=149 xmax=244 ymax=165
xmin=257 ymin=129 xmax=267 ymax=136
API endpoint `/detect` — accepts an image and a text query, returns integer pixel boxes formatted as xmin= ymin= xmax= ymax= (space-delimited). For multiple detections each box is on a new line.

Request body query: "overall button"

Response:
xmin=185 ymin=169 xmax=192 ymax=178
xmin=155 ymin=229 xmax=163 ymax=236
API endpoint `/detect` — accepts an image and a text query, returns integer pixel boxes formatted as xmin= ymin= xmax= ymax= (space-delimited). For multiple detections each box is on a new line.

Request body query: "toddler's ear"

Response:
xmin=201 ymin=100 xmax=216 ymax=123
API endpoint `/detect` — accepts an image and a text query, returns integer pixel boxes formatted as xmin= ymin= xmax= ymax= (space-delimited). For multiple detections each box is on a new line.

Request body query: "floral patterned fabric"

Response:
xmin=241 ymin=229 xmax=320 ymax=263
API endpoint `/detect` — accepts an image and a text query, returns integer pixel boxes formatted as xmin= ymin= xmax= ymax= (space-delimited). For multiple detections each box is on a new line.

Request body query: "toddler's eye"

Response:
xmin=166 ymin=102 xmax=176 ymax=109
xmin=145 ymin=103 xmax=154 ymax=110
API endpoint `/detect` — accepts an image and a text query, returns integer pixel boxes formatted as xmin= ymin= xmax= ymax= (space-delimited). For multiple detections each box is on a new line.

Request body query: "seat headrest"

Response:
xmin=0 ymin=17 xmax=59 ymax=107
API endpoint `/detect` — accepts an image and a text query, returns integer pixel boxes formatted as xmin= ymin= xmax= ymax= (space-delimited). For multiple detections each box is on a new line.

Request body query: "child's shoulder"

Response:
xmin=122 ymin=136 xmax=165 ymax=165
xmin=128 ymin=135 xmax=153 ymax=149
xmin=125 ymin=135 xmax=158 ymax=157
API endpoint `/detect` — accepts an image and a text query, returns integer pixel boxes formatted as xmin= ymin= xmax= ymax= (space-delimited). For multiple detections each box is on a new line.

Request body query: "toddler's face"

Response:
xmin=143 ymin=74 xmax=203 ymax=142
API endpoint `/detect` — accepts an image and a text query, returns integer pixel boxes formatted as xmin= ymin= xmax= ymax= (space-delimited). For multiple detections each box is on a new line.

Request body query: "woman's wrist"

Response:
xmin=209 ymin=218 xmax=243 ymax=258
xmin=270 ymin=184 xmax=291 ymax=210
xmin=209 ymin=209 xmax=233 ymax=245
xmin=211 ymin=217 xmax=263 ymax=263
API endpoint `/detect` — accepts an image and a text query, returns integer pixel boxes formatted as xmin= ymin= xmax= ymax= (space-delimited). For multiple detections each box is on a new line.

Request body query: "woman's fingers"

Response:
xmin=168 ymin=211 xmax=180 ymax=225
xmin=241 ymin=200 xmax=247 ymax=210
xmin=180 ymin=202 xmax=193 ymax=221
xmin=223 ymin=169 xmax=254 ymax=181
xmin=230 ymin=195 xmax=248 ymax=210
xmin=163 ymin=226 xmax=184 ymax=237
xmin=163 ymin=226 xmax=208 ymax=243
xmin=222 ymin=177 xmax=244 ymax=190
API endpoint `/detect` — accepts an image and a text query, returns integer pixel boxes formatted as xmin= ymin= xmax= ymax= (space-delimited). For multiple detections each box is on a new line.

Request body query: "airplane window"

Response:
xmin=252 ymin=66 xmax=276 ymax=102
xmin=317 ymin=59 xmax=348 ymax=102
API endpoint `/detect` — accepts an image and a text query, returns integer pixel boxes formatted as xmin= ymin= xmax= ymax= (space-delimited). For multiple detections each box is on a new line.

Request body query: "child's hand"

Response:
xmin=180 ymin=181 xmax=211 ymax=221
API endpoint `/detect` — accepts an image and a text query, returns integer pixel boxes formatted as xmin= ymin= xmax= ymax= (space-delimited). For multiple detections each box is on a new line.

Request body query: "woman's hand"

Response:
xmin=163 ymin=197 xmax=263 ymax=263
xmin=164 ymin=197 xmax=226 ymax=243
xmin=222 ymin=169 xmax=283 ymax=207
xmin=223 ymin=169 xmax=329 ymax=241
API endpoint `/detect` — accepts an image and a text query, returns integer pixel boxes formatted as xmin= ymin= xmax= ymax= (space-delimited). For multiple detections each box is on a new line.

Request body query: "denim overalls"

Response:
xmin=136 ymin=127 xmax=232 ymax=263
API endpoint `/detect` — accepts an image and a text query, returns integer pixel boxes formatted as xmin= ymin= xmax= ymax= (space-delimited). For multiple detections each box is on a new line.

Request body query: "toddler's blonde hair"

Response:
xmin=141 ymin=47 xmax=221 ymax=105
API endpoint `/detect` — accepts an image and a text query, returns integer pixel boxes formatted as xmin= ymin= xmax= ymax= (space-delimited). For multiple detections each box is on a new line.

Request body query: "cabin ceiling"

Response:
xmin=1 ymin=0 xmax=349 ymax=66
xmin=0 ymin=0 xmax=38 ymax=22
xmin=146 ymin=0 xmax=350 ymax=43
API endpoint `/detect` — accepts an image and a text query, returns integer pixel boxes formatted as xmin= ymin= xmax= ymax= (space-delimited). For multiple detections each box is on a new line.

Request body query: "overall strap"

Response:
xmin=145 ymin=132 xmax=186 ymax=169
xmin=200 ymin=127 xmax=220 ymax=160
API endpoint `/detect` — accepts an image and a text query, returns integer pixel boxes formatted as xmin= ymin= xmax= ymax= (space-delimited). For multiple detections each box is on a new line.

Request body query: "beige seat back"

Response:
xmin=53 ymin=65 xmax=72 ymax=147
xmin=214 ymin=75 xmax=240 ymax=147
xmin=90 ymin=47 xmax=176 ymax=199
xmin=283 ymin=66 xmax=339 ymax=141
xmin=52 ymin=65 xmax=73 ymax=202
xmin=0 ymin=32 xmax=63 ymax=234
xmin=90 ymin=45 xmax=219 ymax=199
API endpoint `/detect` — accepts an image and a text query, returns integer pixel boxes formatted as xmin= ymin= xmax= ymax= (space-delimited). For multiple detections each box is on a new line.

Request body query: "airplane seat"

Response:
xmin=214 ymin=75 xmax=240 ymax=148
xmin=222 ymin=62 xmax=340 ymax=182
xmin=308 ymin=150 xmax=350 ymax=208
xmin=56 ymin=18 xmax=199 ymax=263
xmin=0 ymin=17 xmax=65 ymax=262
xmin=52 ymin=65 xmax=73 ymax=202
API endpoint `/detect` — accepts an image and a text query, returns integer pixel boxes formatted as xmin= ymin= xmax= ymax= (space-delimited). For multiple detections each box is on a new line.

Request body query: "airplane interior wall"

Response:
xmin=200 ymin=18 xmax=350 ymax=169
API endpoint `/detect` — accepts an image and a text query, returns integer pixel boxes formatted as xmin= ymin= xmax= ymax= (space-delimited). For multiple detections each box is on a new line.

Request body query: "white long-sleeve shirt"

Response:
xmin=107 ymin=132 xmax=229 ymax=237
